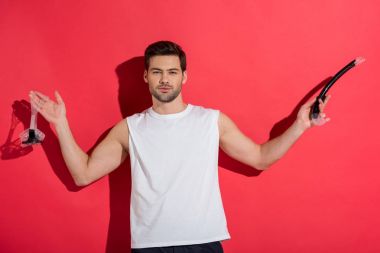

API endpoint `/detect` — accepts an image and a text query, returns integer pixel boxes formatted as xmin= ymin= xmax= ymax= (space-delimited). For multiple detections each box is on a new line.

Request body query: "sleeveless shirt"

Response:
xmin=126 ymin=104 xmax=231 ymax=248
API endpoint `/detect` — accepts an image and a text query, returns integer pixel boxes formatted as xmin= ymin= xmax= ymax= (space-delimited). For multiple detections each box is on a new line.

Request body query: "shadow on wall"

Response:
xmin=105 ymin=56 xmax=151 ymax=253
xmin=1 ymin=99 xmax=81 ymax=191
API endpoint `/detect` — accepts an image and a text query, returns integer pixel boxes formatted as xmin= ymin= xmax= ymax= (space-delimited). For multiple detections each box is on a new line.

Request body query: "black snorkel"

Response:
xmin=310 ymin=57 xmax=365 ymax=120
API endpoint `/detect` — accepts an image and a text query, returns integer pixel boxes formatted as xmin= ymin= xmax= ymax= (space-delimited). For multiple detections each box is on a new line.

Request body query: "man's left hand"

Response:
xmin=297 ymin=95 xmax=331 ymax=130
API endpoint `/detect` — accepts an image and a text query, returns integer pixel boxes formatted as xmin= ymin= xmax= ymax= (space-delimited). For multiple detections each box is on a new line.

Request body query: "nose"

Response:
xmin=159 ymin=72 xmax=169 ymax=84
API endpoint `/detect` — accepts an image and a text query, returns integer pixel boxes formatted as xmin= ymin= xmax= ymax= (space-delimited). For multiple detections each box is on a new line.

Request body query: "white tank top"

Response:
xmin=126 ymin=104 xmax=231 ymax=248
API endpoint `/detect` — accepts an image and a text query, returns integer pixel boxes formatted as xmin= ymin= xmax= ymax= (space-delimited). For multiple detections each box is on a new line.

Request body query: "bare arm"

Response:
xmin=30 ymin=90 xmax=129 ymax=186
xmin=219 ymin=96 xmax=330 ymax=170
xmin=55 ymin=118 xmax=129 ymax=186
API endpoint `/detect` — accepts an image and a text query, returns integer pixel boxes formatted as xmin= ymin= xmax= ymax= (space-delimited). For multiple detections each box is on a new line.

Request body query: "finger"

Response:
xmin=318 ymin=98 xmax=325 ymax=112
xmin=33 ymin=90 xmax=50 ymax=102
xmin=29 ymin=95 xmax=44 ymax=108
xmin=311 ymin=115 xmax=330 ymax=126
xmin=54 ymin=90 xmax=64 ymax=105
xmin=322 ymin=94 xmax=331 ymax=109
xmin=29 ymin=92 xmax=47 ymax=108
xmin=301 ymin=98 xmax=317 ymax=111
xmin=319 ymin=115 xmax=330 ymax=124
xmin=29 ymin=92 xmax=38 ymax=103
xmin=29 ymin=98 xmax=44 ymax=112
xmin=319 ymin=95 xmax=332 ymax=111
xmin=29 ymin=91 xmax=46 ymax=107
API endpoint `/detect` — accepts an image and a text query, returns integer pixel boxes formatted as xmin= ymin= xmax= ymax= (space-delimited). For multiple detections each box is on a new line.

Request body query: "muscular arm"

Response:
xmin=29 ymin=90 xmax=129 ymax=186
xmin=218 ymin=98 xmax=330 ymax=170
xmin=219 ymin=113 xmax=307 ymax=170
xmin=55 ymin=118 xmax=129 ymax=186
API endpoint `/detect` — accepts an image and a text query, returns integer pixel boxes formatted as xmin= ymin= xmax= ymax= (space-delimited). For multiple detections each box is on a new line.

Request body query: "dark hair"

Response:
xmin=144 ymin=41 xmax=186 ymax=71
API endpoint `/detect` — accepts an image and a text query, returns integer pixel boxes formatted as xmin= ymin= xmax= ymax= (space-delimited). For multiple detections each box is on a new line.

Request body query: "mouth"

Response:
xmin=158 ymin=86 xmax=172 ymax=93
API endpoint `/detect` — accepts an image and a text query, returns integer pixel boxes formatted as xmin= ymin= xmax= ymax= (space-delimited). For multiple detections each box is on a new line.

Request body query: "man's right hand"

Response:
xmin=29 ymin=90 xmax=66 ymax=125
xmin=28 ymin=89 xmax=129 ymax=187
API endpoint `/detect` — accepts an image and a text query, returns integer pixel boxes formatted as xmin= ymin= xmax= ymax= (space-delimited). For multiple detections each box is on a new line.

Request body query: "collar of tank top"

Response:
xmin=148 ymin=104 xmax=193 ymax=119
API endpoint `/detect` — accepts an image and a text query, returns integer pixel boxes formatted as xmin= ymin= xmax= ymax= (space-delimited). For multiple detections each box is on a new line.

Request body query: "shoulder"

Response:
xmin=106 ymin=118 xmax=130 ymax=152
xmin=191 ymin=104 xmax=220 ymax=118
xmin=218 ymin=111 xmax=238 ymax=138
xmin=114 ymin=118 xmax=130 ymax=134
xmin=191 ymin=104 xmax=231 ymax=129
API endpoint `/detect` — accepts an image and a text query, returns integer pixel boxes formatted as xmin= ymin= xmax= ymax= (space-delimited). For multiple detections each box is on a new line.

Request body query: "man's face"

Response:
xmin=144 ymin=55 xmax=187 ymax=103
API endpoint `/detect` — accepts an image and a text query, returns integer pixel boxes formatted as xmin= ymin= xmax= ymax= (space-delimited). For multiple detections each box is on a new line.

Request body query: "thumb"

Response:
xmin=55 ymin=90 xmax=65 ymax=105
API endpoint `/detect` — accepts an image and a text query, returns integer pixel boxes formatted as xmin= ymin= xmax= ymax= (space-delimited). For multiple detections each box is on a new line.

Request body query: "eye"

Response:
xmin=152 ymin=71 xmax=161 ymax=74
xmin=169 ymin=71 xmax=178 ymax=75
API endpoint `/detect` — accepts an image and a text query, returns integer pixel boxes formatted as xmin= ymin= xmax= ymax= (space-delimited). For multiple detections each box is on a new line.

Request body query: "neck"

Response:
xmin=151 ymin=94 xmax=188 ymax=115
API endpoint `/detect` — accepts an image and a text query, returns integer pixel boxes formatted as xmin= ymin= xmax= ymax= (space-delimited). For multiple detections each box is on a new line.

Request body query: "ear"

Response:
xmin=143 ymin=70 xmax=148 ymax=83
xmin=182 ymin=71 xmax=187 ymax=84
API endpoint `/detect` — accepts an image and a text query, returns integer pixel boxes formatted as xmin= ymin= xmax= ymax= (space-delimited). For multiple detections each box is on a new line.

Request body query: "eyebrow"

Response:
xmin=150 ymin=68 xmax=181 ymax=71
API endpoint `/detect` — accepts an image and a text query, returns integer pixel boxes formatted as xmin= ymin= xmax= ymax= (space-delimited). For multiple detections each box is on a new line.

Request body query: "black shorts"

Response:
xmin=131 ymin=241 xmax=224 ymax=253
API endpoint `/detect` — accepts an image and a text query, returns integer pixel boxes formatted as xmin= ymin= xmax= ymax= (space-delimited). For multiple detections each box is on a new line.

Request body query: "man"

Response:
xmin=29 ymin=41 xmax=330 ymax=253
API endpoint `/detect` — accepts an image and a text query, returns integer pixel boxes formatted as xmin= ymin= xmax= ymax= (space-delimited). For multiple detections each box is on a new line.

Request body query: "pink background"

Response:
xmin=1 ymin=0 xmax=379 ymax=252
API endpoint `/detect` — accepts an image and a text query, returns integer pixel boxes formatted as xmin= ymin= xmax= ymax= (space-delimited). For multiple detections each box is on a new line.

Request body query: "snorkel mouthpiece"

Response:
xmin=20 ymin=128 xmax=45 ymax=145
xmin=310 ymin=56 xmax=365 ymax=120
xmin=19 ymin=103 xmax=45 ymax=146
